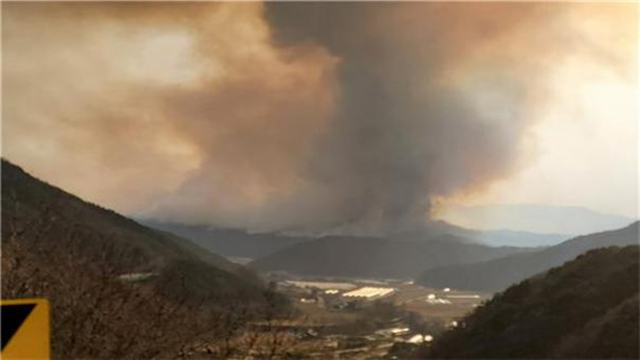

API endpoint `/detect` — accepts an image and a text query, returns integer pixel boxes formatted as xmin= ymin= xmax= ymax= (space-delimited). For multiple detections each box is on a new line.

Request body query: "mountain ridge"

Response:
xmin=142 ymin=218 xmax=562 ymax=264
xmin=417 ymin=221 xmax=639 ymax=291
xmin=248 ymin=234 xmax=530 ymax=279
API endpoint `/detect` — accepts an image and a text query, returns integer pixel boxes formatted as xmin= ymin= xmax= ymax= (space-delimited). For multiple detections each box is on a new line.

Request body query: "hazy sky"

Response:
xmin=3 ymin=2 xmax=637 ymax=233
xmin=438 ymin=5 xmax=638 ymax=219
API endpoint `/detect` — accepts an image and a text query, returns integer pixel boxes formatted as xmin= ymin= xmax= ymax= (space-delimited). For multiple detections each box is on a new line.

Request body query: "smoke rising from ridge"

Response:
xmin=3 ymin=2 xmax=636 ymax=234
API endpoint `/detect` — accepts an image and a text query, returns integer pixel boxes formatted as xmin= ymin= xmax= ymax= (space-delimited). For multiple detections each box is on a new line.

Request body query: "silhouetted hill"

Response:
xmin=140 ymin=220 xmax=311 ymax=260
xmin=1 ymin=159 xmax=294 ymax=358
xmin=421 ymin=246 xmax=639 ymax=359
xmin=249 ymin=235 xmax=529 ymax=279
xmin=143 ymin=220 xmax=559 ymax=262
xmin=1 ymin=159 xmax=264 ymax=303
xmin=417 ymin=222 xmax=639 ymax=291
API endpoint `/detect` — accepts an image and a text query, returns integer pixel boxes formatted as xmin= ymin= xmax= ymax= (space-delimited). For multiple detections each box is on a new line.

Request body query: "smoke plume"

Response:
xmin=3 ymin=2 xmax=635 ymax=234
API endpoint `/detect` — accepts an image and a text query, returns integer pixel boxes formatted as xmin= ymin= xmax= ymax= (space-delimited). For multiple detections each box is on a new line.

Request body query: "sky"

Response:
xmin=2 ymin=2 xmax=638 ymax=234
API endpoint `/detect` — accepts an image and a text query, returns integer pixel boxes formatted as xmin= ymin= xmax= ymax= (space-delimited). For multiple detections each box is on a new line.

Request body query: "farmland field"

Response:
xmin=269 ymin=275 xmax=492 ymax=358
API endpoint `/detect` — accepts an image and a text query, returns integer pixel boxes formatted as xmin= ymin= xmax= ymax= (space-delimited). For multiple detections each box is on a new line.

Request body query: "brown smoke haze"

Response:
xmin=3 ymin=2 xmax=636 ymax=234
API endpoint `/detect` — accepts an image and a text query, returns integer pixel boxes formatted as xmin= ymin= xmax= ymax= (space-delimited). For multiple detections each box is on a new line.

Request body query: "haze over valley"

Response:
xmin=2 ymin=2 xmax=638 ymax=359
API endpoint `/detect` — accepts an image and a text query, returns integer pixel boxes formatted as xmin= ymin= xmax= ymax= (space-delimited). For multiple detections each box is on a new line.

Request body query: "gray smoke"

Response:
xmin=260 ymin=3 xmax=537 ymax=233
xmin=5 ymin=2 xmax=631 ymax=234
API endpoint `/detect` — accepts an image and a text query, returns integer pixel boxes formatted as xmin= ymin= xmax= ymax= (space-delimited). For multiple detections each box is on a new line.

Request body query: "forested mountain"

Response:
xmin=421 ymin=246 xmax=639 ymax=359
xmin=417 ymin=222 xmax=639 ymax=291
xmin=1 ymin=160 xmax=280 ymax=358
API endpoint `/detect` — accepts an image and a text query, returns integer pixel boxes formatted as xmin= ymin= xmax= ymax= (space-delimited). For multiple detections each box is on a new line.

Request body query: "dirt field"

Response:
xmin=391 ymin=284 xmax=490 ymax=321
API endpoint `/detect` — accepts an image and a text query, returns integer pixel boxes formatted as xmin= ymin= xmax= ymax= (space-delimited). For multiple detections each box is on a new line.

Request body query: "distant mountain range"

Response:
xmin=248 ymin=234 xmax=530 ymax=279
xmin=138 ymin=204 xmax=636 ymax=285
xmin=139 ymin=221 xmax=310 ymax=260
xmin=437 ymin=203 xmax=635 ymax=235
xmin=418 ymin=221 xmax=639 ymax=291
xmin=141 ymin=219 xmax=571 ymax=264
xmin=422 ymin=245 xmax=639 ymax=359
xmin=392 ymin=223 xmax=569 ymax=248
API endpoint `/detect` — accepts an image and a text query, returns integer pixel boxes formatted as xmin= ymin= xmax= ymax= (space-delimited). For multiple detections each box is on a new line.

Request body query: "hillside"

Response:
xmin=1 ymin=160 xmax=274 ymax=357
xmin=421 ymin=246 xmax=639 ymax=359
xmin=1 ymin=159 xmax=260 ymax=290
xmin=249 ymin=235 xmax=528 ymax=279
xmin=417 ymin=222 xmax=639 ymax=291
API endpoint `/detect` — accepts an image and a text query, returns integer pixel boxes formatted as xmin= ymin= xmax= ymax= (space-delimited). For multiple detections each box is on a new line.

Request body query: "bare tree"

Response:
xmin=2 ymin=199 xmax=303 ymax=359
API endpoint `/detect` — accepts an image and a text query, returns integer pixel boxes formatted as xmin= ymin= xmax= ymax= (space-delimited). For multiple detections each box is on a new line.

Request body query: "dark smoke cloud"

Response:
xmin=3 ymin=2 xmax=634 ymax=234
xmin=261 ymin=3 xmax=552 ymax=233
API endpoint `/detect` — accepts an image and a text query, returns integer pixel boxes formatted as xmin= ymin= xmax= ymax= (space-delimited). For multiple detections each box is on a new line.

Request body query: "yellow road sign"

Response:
xmin=1 ymin=298 xmax=50 ymax=359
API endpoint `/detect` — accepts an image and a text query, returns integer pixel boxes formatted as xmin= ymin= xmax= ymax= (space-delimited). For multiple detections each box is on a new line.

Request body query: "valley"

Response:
xmin=2 ymin=2 xmax=637 ymax=359
xmin=2 ymin=159 xmax=638 ymax=359
xmin=245 ymin=275 xmax=490 ymax=358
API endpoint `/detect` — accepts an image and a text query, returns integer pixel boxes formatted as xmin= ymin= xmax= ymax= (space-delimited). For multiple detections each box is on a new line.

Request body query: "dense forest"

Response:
xmin=419 ymin=245 xmax=639 ymax=359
